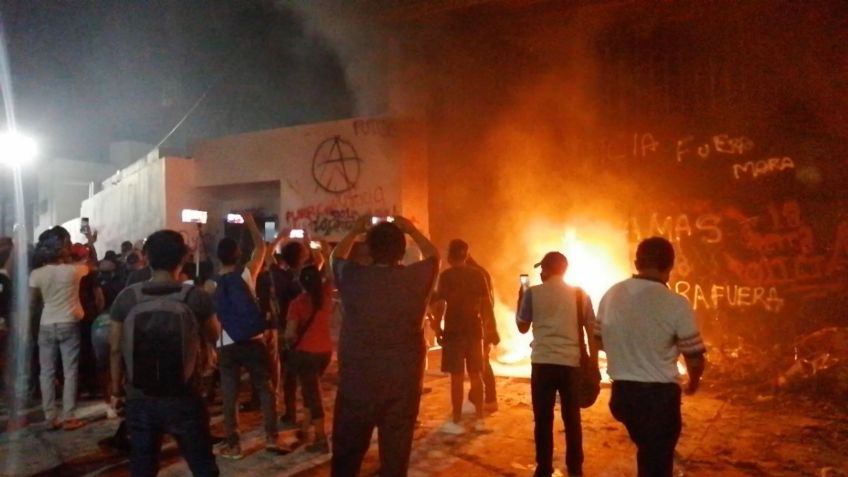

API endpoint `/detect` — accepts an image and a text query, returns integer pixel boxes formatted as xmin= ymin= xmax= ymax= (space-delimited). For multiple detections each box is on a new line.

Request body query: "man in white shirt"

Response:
xmin=29 ymin=227 xmax=88 ymax=430
xmin=596 ymin=237 xmax=706 ymax=477
xmin=517 ymin=252 xmax=599 ymax=477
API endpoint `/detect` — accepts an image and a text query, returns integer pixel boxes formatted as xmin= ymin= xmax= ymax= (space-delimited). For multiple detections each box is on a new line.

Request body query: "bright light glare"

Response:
xmin=0 ymin=131 xmax=36 ymax=167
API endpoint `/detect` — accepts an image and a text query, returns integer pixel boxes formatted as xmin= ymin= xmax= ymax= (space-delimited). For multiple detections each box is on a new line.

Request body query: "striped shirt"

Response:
xmin=596 ymin=276 xmax=706 ymax=383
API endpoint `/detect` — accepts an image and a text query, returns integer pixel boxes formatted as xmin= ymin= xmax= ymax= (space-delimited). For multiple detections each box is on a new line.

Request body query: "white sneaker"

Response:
xmin=461 ymin=401 xmax=476 ymax=415
xmin=106 ymin=406 xmax=118 ymax=419
xmin=473 ymin=419 xmax=486 ymax=432
xmin=438 ymin=421 xmax=466 ymax=435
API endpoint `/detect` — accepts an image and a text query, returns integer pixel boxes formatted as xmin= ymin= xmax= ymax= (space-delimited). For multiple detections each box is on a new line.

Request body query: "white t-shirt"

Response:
xmin=29 ymin=264 xmax=88 ymax=325
xmin=217 ymin=268 xmax=261 ymax=347
xmin=517 ymin=280 xmax=595 ymax=367
xmin=596 ymin=277 xmax=706 ymax=383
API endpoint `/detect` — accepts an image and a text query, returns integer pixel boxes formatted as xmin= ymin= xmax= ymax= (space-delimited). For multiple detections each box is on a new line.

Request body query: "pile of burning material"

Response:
xmin=778 ymin=327 xmax=848 ymax=400
xmin=703 ymin=337 xmax=784 ymax=391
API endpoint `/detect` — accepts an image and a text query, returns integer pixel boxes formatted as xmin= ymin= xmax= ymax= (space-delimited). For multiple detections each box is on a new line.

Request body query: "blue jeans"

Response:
xmin=38 ymin=322 xmax=81 ymax=421
xmin=125 ymin=396 xmax=219 ymax=477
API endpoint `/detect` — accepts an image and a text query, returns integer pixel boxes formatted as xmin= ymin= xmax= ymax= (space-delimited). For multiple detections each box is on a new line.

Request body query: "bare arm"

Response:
xmin=243 ymin=213 xmax=266 ymax=280
xmin=109 ymin=321 xmax=123 ymax=396
xmin=394 ymin=216 xmax=438 ymax=261
xmin=201 ymin=315 xmax=221 ymax=345
xmin=284 ymin=319 xmax=297 ymax=347
xmin=430 ymin=298 xmax=446 ymax=339
xmin=516 ymin=286 xmax=531 ymax=334
xmin=330 ymin=215 xmax=370 ymax=277
xmin=94 ymin=286 xmax=105 ymax=314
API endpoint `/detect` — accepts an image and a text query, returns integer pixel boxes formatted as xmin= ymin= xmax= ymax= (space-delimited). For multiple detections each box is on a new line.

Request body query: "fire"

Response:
xmin=491 ymin=223 xmax=631 ymax=378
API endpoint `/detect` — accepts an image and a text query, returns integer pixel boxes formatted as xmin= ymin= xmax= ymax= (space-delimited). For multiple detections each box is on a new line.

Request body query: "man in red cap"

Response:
xmin=517 ymin=251 xmax=599 ymax=477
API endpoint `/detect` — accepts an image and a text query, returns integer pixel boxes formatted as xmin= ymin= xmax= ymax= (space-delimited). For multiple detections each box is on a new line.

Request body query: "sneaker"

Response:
xmin=438 ymin=420 xmax=466 ymax=435
xmin=265 ymin=436 xmax=291 ymax=455
xmin=305 ymin=437 xmax=330 ymax=454
xmin=106 ymin=405 xmax=119 ymax=419
xmin=218 ymin=444 xmax=244 ymax=460
xmin=483 ymin=401 xmax=499 ymax=413
xmin=473 ymin=419 xmax=487 ymax=432
xmin=62 ymin=418 xmax=86 ymax=431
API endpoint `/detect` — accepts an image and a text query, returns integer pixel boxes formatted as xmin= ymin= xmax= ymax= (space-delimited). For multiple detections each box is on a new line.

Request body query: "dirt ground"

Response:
xmin=2 ymin=366 xmax=846 ymax=477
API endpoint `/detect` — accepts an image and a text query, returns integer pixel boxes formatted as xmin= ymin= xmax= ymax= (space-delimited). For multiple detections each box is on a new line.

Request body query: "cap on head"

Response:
xmin=70 ymin=243 xmax=89 ymax=261
xmin=447 ymin=239 xmax=469 ymax=262
xmin=635 ymin=237 xmax=675 ymax=272
xmin=535 ymin=251 xmax=568 ymax=275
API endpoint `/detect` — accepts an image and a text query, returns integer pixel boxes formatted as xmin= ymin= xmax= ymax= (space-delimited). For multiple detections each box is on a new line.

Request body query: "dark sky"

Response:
xmin=0 ymin=0 xmax=356 ymax=161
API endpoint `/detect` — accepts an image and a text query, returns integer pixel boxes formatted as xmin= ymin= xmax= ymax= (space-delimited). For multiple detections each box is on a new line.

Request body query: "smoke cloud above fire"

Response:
xmin=285 ymin=0 xmax=848 ymax=363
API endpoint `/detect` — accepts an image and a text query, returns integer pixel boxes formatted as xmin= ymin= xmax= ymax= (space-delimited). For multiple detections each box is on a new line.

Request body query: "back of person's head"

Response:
xmin=121 ymin=241 xmax=133 ymax=255
xmin=145 ymin=230 xmax=188 ymax=272
xmin=280 ymin=241 xmax=306 ymax=268
xmin=299 ymin=265 xmax=324 ymax=310
xmin=447 ymin=239 xmax=469 ymax=265
xmin=51 ymin=226 xmax=71 ymax=246
xmin=366 ymin=222 xmax=405 ymax=265
xmin=217 ymin=237 xmax=240 ymax=266
xmin=537 ymin=251 xmax=568 ymax=279
xmin=126 ymin=252 xmax=140 ymax=267
xmin=34 ymin=229 xmax=66 ymax=265
xmin=635 ymin=237 xmax=675 ymax=272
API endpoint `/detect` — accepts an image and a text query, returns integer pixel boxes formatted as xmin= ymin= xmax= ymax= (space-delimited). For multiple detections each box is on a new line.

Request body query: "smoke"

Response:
xmin=282 ymin=1 xmax=848 ymax=360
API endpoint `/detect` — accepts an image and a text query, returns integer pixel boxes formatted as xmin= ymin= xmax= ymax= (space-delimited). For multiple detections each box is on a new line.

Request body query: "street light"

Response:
xmin=0 ymin=129 xmax=36 ymax=433
xmin=0 ymin=131 xmax=36 ymax=166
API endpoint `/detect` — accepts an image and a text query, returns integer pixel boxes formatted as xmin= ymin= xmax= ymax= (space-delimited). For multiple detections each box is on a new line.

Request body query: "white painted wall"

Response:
xmin=35 ymin=158 xmax=114 ymax=238
xmin=191 ymin=117 xmax=427 ymax=240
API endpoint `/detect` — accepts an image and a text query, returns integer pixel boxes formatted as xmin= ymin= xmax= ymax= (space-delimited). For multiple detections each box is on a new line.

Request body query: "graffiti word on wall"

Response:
xmin=630 ymin=212 xmax=723 ymax=244
xmin=285 ymin=186 xmax=398 ymax=235
xmin=674 ymin=281 xmax=785 ymax=313
xmin=732 ymin=157 xmax=795 ymax=180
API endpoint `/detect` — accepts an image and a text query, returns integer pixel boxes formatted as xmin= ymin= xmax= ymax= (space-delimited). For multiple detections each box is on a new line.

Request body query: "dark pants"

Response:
xmin=482 ymin=343 xmax=497 ymax=403
xmin=291 ymin=351 xmax=331 ymax=419
xmin=220 ymin=339 xmax=277 ymax=445
xmin=610 ymin=381 xmax=682 ymax=477
xmin=531 ymin=364 xmax=583 ymax=477
xmin=280 ymin=349 xmax=298 ymax=422
xmin=331 ymin=388 xmax=422 ymax=477
xmin=125 ymin=396 xmax=219 ymax=477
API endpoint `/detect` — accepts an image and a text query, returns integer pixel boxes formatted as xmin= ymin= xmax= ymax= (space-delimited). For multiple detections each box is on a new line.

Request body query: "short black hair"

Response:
xmin=126 ymin=252 xmax=141 ymax=266
xmin=447 ymin=239 xmax=469 ymax=262
xmin=217 ymin=237 xmax=240 ymax=266
xmin=366 ymin=222 xmax=406 ymax=265
xmin=280 ymin=241 xmax=306 ymax=268
xmin=121 ymin=241 xmax=133 ymax=253
xmin=145 ymin=230 xmax=188 ymax=272
xmin=635 ymin=237 xmax=675 ymax=272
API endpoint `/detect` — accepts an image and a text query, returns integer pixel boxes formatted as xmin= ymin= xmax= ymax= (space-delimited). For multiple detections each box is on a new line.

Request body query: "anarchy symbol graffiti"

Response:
xmin=312 ymin=136 xmax=362 ymax=194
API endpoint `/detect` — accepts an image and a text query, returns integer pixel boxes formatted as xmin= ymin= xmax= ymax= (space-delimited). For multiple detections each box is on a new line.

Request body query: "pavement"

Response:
xmin=2 ymin=365 xmax=848 ymax=477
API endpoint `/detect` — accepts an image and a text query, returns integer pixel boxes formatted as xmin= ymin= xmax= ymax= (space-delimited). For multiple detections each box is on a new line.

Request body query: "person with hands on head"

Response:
xmin=330 ymin=215 xmax=439 ymax=477
xmin=596 ymin=237 xmax=706 ymax=477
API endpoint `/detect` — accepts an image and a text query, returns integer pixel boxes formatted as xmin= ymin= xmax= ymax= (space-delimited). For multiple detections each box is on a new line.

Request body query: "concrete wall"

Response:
xmin=190 ymin=117 xmax=426 ymax=240
xmin=35 ymin=158 xmax=114 ymax=238
xmin=80 ymin=156 xmax=168 ymax=256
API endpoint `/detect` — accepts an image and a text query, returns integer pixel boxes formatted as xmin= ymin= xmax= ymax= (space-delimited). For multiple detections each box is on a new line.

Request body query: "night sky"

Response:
xmin=0 ymin=0 xmax=355 ymax=161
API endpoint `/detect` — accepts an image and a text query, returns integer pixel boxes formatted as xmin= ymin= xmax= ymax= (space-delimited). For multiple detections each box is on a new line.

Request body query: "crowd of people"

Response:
xmin=0 ymin=211 xmax=706 ymax=477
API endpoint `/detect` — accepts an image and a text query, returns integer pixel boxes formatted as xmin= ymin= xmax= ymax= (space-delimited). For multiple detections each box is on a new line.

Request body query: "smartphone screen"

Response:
xmin=520 ymin=274 xmax=530 ymax=287
xmin=290 ymin=229 xmax=305 ymax=239
xmin=371 ymin=216 xmax=395 ymax=225
xmin=226 ymin=213 xmax=244 ymax=224
xmin=309 ymin=240 xmax=321 ymax=250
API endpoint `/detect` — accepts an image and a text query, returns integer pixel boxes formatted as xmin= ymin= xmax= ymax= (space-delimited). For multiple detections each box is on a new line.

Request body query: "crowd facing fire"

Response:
xmin=0 ymin=211 xmax=706 ymax=477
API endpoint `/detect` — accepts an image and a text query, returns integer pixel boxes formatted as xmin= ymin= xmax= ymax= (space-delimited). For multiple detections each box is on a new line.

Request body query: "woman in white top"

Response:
xmin=30 ymin=227 xmax=88 ymax=430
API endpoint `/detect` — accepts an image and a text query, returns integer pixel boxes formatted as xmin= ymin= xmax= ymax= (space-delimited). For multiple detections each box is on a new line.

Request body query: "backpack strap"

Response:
xmin=575 ymin=288 xmax=589 ymax=365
